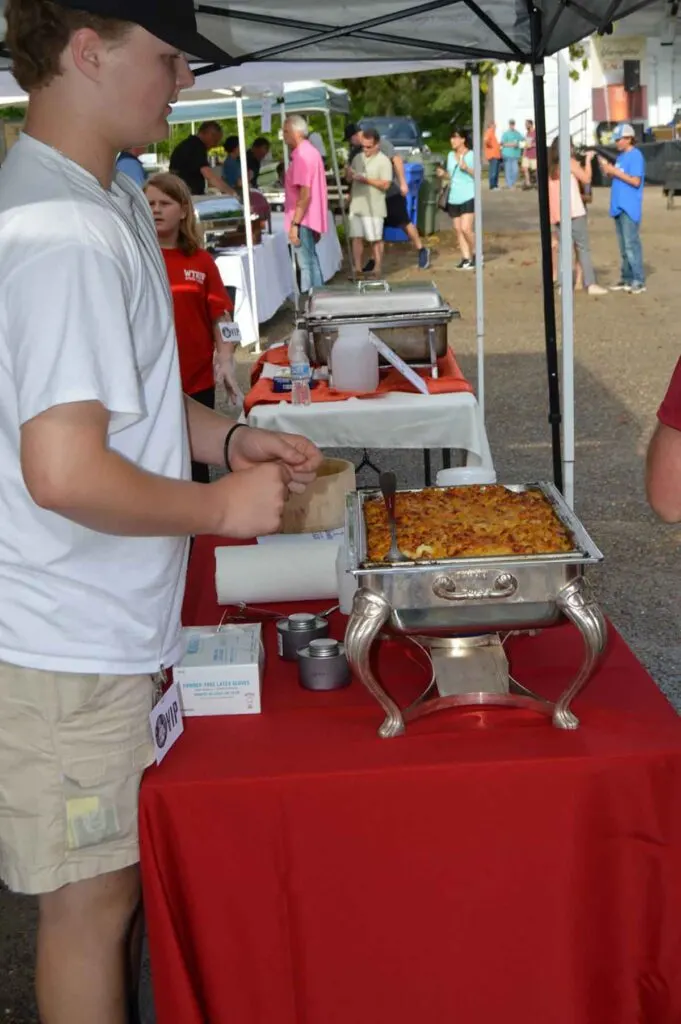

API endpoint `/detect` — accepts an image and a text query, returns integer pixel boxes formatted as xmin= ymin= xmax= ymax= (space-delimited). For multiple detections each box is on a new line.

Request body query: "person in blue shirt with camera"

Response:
xmin=599 ymin=122 xmax=646 ymax=294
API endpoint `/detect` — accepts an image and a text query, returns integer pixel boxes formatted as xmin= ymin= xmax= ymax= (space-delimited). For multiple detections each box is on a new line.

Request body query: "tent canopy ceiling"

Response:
xmin=0 ymin=1 xmax=665 ymax=69
xmin=184 ymin=0 xmax=661 ymax=67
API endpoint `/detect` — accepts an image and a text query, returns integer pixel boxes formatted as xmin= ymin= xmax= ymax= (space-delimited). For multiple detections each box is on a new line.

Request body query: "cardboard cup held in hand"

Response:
xmin=281 ymin=458 xmax=356 ymax=535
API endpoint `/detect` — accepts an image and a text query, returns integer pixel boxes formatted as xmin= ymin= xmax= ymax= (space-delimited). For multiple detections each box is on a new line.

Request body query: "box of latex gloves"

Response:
xmin=175 ymin=624 xmax=264 ymax=716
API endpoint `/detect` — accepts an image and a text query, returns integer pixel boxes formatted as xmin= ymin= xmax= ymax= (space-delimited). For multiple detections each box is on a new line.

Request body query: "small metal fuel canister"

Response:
xmin=276 ymin=612 xmax=329 ymax=662
xmin=298 ymin=638 xmax=351 ymax=691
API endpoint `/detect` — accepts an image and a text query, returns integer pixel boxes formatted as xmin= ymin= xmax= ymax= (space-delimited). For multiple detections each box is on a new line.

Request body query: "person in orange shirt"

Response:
xmin=484 ymin=123 xmax=502 ymax=191
xmin=145 ymin=172 xmax=242 ymax=483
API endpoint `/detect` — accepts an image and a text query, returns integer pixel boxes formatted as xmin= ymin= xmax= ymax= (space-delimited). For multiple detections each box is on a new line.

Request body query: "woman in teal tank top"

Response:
xmin=436 ymin=126 xmax=476 ymax=270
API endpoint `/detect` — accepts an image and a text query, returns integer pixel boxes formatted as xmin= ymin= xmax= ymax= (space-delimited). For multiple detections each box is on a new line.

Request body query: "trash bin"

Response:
xmin=384 ymin=160 xmax=424 ymax=243
xmin=417 ymin=158 xmax=439 ymax=237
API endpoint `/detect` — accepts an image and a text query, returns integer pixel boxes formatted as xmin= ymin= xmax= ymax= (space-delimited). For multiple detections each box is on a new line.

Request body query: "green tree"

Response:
xmin=335 ymin=67 xmax=489 ymax=153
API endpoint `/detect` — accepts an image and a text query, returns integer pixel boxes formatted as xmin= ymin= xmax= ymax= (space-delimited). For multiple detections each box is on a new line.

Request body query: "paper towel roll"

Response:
xmin=215 ymin=541 xmax=342 ymax=605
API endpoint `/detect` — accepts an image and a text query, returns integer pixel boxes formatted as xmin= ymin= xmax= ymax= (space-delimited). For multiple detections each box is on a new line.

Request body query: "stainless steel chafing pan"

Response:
xmin=304 ymin=280 xmax=459 ymax=370
xmin=342 ymin=483 xmax=607 ymax=737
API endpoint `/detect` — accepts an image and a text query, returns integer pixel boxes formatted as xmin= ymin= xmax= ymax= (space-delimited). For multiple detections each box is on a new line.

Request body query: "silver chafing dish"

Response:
xmin=343 ymin=483 xmax=607 ymax=737
xmin=304 ymin=280 xmax=460 ymax=377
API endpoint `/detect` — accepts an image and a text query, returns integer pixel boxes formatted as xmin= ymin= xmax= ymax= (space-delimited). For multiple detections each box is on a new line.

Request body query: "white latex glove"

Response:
xmin=214 ymin=352 xmax=244 ymax=406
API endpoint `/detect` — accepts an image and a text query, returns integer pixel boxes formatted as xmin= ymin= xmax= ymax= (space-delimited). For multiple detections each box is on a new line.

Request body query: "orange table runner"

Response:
xmin=244 ymin=346 xmax=474 ymax=415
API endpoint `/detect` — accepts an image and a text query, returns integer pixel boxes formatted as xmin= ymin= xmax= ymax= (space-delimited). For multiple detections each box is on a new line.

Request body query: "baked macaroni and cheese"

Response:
xmin=364 ymin=485 xmax=574 ymax=562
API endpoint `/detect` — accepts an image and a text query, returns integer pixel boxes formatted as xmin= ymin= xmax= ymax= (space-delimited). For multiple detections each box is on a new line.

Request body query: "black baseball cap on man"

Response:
xmin=55 ymin=0 xmax=234 ymax=65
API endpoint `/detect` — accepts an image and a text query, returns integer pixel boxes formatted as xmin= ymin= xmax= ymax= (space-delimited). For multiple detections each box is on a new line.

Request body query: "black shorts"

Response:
xmin=447 ymin=199 xmax=475 ymax=218
xmin=385 ymin=193 xmax=411 ymax=228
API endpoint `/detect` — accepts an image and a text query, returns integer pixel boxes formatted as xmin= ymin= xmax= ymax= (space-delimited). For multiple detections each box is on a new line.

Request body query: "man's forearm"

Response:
xmin=27 ymin=443 xmax=226 ymax=537
xmin=646 ymin=422 xmax=681 ymax=523
xmin=366 ymin=178 xmax=390 ymax=191
xmin=294 ymin=187 xmax=311 ymax=224
xmin=611 ymin=166 xmax=641 ymax=188
xmin=203 ymin=166 xmax=237 ymax=196
xmin=185 ymin=394 xmax=237 ymax=468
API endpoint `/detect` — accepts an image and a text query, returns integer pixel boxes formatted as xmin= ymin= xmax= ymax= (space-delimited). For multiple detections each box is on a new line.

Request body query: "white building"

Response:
xmin=491 ymin=1 xmax=681 ymax=146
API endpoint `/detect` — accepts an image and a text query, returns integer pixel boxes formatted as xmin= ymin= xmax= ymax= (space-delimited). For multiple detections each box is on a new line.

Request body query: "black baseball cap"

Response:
xmin=55 ymin=0 xmax=234 ymax=65
xmin=344 ymin=123 xmax=360 ymax=142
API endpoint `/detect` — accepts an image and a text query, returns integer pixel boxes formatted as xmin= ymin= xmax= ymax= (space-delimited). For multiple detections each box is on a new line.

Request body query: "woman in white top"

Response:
xmin=548 ymin=138 xmax=607 ymax=296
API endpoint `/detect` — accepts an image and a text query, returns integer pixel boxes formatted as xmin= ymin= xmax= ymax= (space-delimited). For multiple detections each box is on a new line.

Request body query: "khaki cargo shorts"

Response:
xmin=0 ymin=662 xmax=155 ymax=895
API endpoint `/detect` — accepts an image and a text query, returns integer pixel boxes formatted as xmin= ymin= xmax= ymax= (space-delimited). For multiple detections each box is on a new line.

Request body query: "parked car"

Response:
xmin=357 ymin=116 xmax=431 ymax=159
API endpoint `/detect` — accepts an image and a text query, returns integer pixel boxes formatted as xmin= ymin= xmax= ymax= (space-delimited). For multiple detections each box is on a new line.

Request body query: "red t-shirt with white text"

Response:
xmin=658 ymin=358 xmax=681 ymax=431
xmin=162 ymin=247 xmax=233 ymax=395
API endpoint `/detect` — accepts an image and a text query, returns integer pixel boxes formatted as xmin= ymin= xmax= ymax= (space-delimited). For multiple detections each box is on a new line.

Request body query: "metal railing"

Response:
xmin=547 ymin=108 xmax=591 ymax=149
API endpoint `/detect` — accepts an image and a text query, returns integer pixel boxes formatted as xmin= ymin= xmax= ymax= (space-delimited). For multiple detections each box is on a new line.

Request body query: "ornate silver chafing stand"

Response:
xmin=343 ymin=483 xmax=607 ymax=738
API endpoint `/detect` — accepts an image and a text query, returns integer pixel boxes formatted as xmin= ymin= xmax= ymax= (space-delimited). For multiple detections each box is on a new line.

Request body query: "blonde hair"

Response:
xmin=6 ymin=0 xmax=132 ymax=92
xmin=144 ymin=173 xmax=203 ymax=257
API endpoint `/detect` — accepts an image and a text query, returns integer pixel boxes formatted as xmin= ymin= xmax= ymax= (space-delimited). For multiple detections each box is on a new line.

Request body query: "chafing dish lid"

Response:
xmin=305 ymin=280 xmax=452 ymax=320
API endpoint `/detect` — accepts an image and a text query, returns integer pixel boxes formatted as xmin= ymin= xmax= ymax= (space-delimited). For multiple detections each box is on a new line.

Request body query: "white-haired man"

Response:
xmin=283 ymin=114 xmax=328 ymax=293
xmin=0 ymin=1 xmax=322 ymax=1022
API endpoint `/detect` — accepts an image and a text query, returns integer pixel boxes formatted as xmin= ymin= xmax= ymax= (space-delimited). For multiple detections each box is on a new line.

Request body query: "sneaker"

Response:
xmin=465 ymin=257 xmax=476 ymax=270
xmin=362 ymin=258 xmax=376 ymax=274
xmin=630 ymin=283 xmax=647 ymax=294
xmin=610 ymin=281 xmax=632 ymax=292
xmin=455 ymin=259 xmax=473 ymax=270
xmin=587 ymin=284 xmax=608 ymax=296
xmin=418 ymin=247 xmax=431 ymax=270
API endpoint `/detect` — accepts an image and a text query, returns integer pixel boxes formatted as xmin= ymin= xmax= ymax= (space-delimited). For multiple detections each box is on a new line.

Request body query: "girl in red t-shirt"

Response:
xmin=145 ymin=172 xmax=241 ymax=483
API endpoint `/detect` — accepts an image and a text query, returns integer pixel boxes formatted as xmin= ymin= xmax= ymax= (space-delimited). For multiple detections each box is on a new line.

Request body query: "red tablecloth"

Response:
xmin=140 ymin=538 xmax=681 ymax=1024
xmin=243 ymin=346 xmax=474 ymax=414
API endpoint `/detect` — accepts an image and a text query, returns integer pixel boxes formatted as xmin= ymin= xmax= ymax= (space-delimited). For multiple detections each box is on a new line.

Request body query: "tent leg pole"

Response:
xmin=281 ymin=102 xmax=301 ymax=315
xmin=325 ymin=107 xmax=353 ymax=281
xmin=471 ymin=68 xmax=485 ymax=422
xmin=558 ymin=51 xmax=575 ymax=509
xmin=236 ymin=94 xmax=261 ymax=354
xmin=532 ymin=54 xmax=563 ymax=493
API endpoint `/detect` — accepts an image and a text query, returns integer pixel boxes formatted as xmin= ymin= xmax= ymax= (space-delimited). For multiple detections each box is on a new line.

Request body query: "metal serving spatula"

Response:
xmin=379 ymin=471 xmax=409 ymax=563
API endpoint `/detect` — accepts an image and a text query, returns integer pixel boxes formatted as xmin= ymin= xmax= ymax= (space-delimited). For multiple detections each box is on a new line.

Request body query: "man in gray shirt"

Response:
xmin=345 ymin=123 xmax=430 ymax=271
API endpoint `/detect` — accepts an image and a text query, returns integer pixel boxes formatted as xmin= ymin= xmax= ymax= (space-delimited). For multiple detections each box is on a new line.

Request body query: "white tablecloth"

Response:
xmin=270 ymin=213 xmax=343 ymax=285
xmin=215 ymin=220 xmax=343 ymax=346
xmin=246 ymin=391 xmax=494 ymax=470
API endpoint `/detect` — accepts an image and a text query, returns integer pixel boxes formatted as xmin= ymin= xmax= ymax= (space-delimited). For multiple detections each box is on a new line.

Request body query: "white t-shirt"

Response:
xmin=0 ymin=134 xmax=190 ymax=675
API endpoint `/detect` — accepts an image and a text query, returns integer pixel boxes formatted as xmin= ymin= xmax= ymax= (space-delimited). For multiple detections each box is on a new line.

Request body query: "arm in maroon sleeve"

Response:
xmin=647 ymin=357 xmax=681 ymax=522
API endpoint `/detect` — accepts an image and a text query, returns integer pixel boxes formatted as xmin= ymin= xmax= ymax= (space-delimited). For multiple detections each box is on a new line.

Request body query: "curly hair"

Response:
xmin=6 ymin=0 xmax=132 ymax=92
xmin=144 ymin=173 xmax=204 ymax=257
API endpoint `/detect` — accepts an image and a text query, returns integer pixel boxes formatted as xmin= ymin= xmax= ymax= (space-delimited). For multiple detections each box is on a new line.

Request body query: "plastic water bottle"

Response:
xmin=288 ymin=324 xmax=312 ymax=406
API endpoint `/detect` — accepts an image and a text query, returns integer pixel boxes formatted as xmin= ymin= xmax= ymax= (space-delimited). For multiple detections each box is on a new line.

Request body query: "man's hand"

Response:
xmin=213 ymin=463 xmax=292 ymax=537
xmin=598 ymin=157 xmax=615 ymax=177
xmin=288 ymin=224 xmax=301 ymax=247
xmin=228 ymin=426 xmax=322 ymax=493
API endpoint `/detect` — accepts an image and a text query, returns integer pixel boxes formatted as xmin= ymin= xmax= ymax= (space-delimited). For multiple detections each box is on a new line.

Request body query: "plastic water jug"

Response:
xmin=330 ymin=325 xmax=379 ymax=394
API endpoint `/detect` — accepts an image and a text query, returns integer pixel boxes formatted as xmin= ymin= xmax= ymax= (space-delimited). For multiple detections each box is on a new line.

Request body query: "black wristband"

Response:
xmin=224 ymin=423 xmax=247 ymax=472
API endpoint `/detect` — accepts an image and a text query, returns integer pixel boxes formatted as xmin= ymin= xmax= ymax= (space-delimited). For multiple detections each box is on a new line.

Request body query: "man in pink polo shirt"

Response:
xmin=283 ymin=114 xmax=328 ymax=293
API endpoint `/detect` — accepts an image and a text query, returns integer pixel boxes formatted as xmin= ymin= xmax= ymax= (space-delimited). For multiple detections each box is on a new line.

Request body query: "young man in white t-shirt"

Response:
xmin=0 ymin=1 xmax=322 ymax=1021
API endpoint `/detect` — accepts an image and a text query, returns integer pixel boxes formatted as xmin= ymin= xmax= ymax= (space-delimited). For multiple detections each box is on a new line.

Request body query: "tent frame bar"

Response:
xmin=529 ymin=2 xmax=562 ymax=492
xmin=459 ymin=0 xmax=525 ymax=57
xmin=196 ymin=3 xmax=518 ymax=62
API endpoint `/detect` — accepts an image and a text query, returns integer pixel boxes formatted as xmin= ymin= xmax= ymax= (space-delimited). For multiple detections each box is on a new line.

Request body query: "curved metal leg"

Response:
xmin=553 ymin=577 xmax=608 ymax=730
xmin=345 ymin=588 xmax=405 ymax=738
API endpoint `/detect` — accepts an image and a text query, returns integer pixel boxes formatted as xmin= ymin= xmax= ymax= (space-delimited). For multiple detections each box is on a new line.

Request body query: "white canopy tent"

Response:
xmin=180 ymin=0 xmax=661 ymax=506
xmin=166 ymin=74 xmax=355 ymax=340
xmin=0 ymin=0 xmax=663 ymax=503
